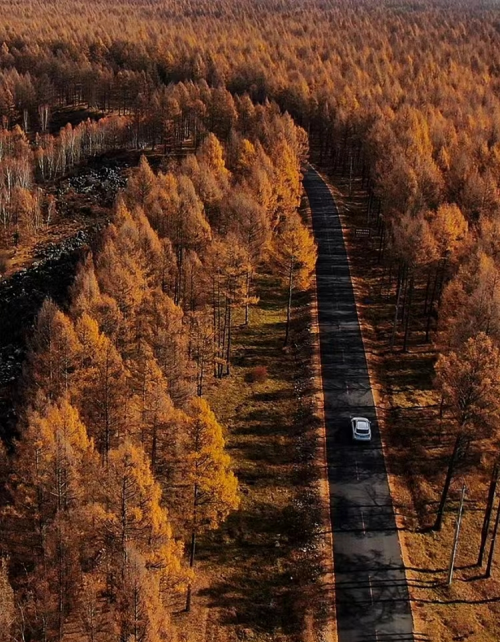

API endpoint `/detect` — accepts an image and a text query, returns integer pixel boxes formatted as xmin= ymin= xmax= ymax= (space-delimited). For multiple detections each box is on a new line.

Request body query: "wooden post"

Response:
xmin=447 ymin=483 xmax=466 ymax=586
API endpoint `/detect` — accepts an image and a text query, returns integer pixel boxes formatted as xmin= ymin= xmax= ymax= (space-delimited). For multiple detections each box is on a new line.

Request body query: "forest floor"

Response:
xmin=172 ymin=201 xmax=335 ymax=642
xmin=320 ymin=167 xmax=500 ymax=642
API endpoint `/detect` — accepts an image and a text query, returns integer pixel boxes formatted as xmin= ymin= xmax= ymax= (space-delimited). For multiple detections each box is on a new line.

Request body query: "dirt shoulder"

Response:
xmin=320 ymin=170 xmax=500 ymax=642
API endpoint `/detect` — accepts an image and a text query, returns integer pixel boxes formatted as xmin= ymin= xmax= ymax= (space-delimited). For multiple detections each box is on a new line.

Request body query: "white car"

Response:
xmin=351 ymin=416 xmax=372 ymax=441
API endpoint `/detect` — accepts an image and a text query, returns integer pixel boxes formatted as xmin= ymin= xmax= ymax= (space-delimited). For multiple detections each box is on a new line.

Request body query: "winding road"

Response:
xmin=304 ymin=167 xmax=414 ymax=642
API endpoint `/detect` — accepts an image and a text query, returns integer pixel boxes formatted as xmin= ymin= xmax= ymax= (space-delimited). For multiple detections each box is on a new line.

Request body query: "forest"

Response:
xmin=0 ymin=0 xmax=500 ymax=640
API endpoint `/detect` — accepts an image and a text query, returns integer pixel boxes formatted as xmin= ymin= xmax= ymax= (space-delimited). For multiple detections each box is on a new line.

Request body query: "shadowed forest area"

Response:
xmin=0 ymin=0 xmax=500 ymax=640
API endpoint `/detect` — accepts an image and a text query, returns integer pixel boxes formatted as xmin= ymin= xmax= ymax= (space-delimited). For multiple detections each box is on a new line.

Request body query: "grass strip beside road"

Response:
xmin=174 ymin=219 xmax=336 ymax=641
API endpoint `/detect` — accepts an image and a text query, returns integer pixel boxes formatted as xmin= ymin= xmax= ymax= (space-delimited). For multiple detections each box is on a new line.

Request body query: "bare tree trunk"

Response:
xmin=244 ymin=270 xmax=251 ymax=326
xmin=226 ymin=300 xmax=232 ymax=376
xmin=185 ymin=529 xmax=196 ymax=612
xmin=486 ymin=497 xmax=500 ymax=578
xmin=402 ymin=273 xmax=415 ymax=352
xmin=212 ymin=279 xmax=217 ymax=378
xmin=425 ymin=266 xmax=440 ymax=342
xmin=186 ymin=484 xmax=198 ymax=612
xmin=284 ymin=259 xmax=294 ymax=347
xmin=434 ymin=434 xmax=465 ymax=532
xmin=378 ymin=223 xmax=386 ymax=265
xmin=423 ymin=269 xmax=432 ymax=316
xmin=57 ymin=521 xmax=64 ymax=642
xmin=478 ymin=464 xmax=499 ymax=567
xmin=390 ymin=263 xmax=403 ymax=350
xmin=197 ymin=357 xmax=205 ymax=397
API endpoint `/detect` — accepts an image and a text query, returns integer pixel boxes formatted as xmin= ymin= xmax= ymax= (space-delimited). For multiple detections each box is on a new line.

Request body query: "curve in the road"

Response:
xmin=304 ymin=167 xmax=414 ymax=642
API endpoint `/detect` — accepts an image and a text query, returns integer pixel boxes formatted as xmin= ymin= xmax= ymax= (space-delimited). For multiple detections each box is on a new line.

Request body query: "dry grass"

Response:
xmin=320 ymin=168 xmax=500 ymax=641
xmin=173 ymin=264 xmax=335 ymax=641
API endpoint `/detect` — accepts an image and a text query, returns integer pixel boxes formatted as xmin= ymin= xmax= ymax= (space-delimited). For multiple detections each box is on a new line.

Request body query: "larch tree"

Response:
xmin=102 ymin=441 xmax=184 ymax=591
xmin=126 ymin=155 xmax=156 ymax=208
xmin=269 ymin=138 xmax=302 ymax=229
xmin=435 ymin=332 xmax=500 ymax=436
xmin=271 ymin=211 xmax=317 ymax=346
xmin=96 ymin=231 xmax=145 ymax=325
xmin=184 ymin=398 xmax=239 ymax=611
xmin=424 ymin=202 xmax=468 ymax=341
xmin=390 ymin=210 xmax=437 ymax=351
xmin=188 ymin=310 xmax=214 ymax=397
xmin=428 ymin=203 xmax=468 ymax=260
xmin=27 ymin=299 xmax=82 ymax=404
xmin=74 ymin=313 xmax=130 ymax=461
xmin=440 ymin=251 xmax=500 ymax=349
xmin=433 ymin=333 xmax=500 ymax=530
xmin=126 ymin=339 xmax=180 ymax=475
xmin=150 ymin=173 xmax=211 ymax=306
xmin=224 ymin=189 xmax=270 ymax=324
xmin=116 ymin=548 xmax=174 ymax=642
xmin=11 ymin=397 xmax=96 ymax=641
xmin=138 ymin=288 xmax=193 ymax=407
xmin=205 ymin=235 xmax=250 ymax=377
xmin=75 ymin=573 xmax=115 ymax=642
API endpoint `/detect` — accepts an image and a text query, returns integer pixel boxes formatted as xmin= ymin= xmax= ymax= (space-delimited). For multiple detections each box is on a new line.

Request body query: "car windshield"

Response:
xmin=357 ymin=427 xmax=369 ymax=433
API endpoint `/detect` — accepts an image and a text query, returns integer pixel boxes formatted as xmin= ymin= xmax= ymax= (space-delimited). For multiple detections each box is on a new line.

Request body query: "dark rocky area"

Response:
xmin=0 ymin=227 xmax=101 ymax=441
xmin=57 ymin=162 xmax=129 ymax=207
xmin=0 ymin=154 xmax=133 ymax=441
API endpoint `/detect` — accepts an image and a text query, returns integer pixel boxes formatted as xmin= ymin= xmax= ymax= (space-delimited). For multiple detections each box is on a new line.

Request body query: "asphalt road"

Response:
xmin=304 ymin=167 xmax=414 ymax=642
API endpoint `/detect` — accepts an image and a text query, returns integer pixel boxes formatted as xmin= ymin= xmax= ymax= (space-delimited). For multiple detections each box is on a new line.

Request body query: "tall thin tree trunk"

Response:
xmin=403 ymin=273 xmax=415 ymax=353
xmin=423 ymin=269 xmax=432 ymax=316
xmin=226 ymin=301 xmax=232 ymax=376
xmin=486 ymin=497 xmax=500 ymax=578
xmin=390 ymin=263 xmax=403 ymax=350
xmin=212 ymin=279 xmax=217 ymax=378
xmin=434 ymin=434 xmax=464 ymax=531
xmin=400 ymin=263 xmax=409 ymax=323
xmin=186 ymin=484 xmax=198 ymax=612
xmin=378 ymin=223 xmax=386 ymax=264
xmin=151 ymin=422 xmax=157 ymax=473
xmin=244 ymin=270 xmax=251 ymax=326
xmin=185 ymin=529 xmax=196 ymax=612
xmin=121 ymin=474 xmax=128 ymax=580
xmin=197 ymin=358 xmax=204 ymax=397
xmin=425 ymin=266 xmax=440 ymax=342
xmin=284 ymin=259 xmax=294 ymax=347
xmin=478 ymin=464 xmax=499 ymax=567
xmin=57 ymin=521 xmax=64 ymax=642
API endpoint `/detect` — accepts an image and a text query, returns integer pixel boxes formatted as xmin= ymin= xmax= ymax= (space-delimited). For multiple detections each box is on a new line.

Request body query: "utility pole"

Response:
xmin=447 ymin=482 xmax=466 ymax=586
xmin=486 ymin=495 xmax=500 ymax=579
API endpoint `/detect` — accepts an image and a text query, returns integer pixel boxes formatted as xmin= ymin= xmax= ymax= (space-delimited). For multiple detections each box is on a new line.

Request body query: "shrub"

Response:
xmin=246 ymin=365 xmax=268 ymax=383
